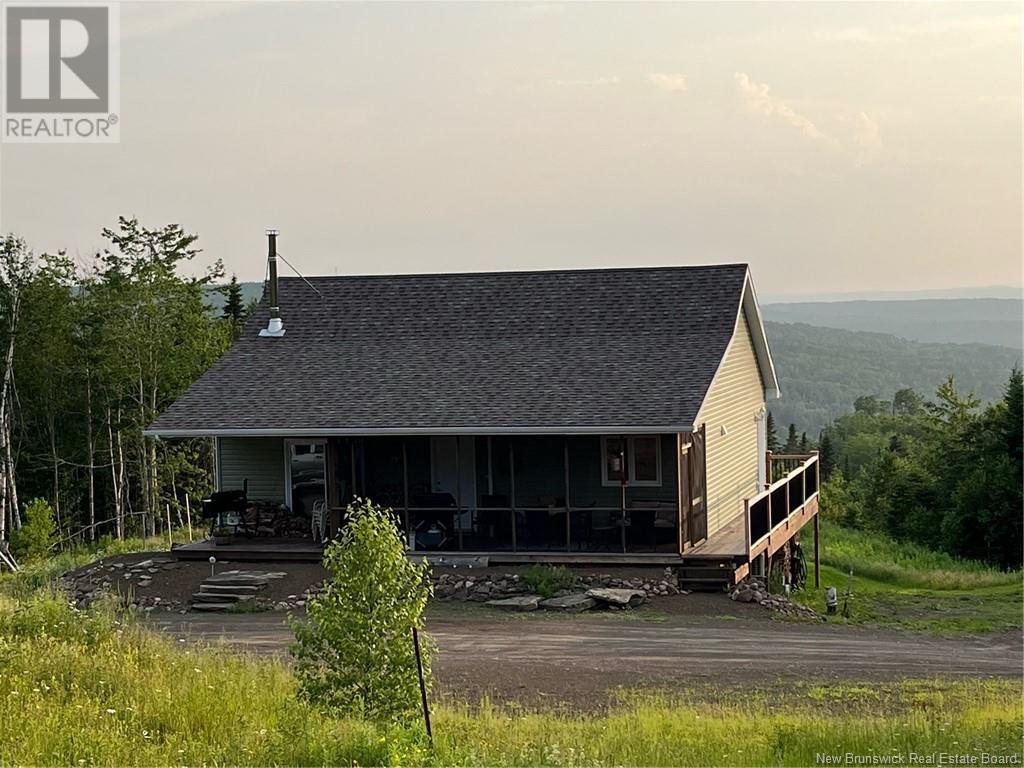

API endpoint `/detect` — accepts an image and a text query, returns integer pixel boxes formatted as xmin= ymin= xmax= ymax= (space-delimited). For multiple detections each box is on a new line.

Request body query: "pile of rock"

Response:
xmin=59 ymin=557 xmax=186 ymax=612
xmin=729 ymin=576 xmax=823 ymax=621
xmin=433 ymin=572 xmax=530 ymax=601
xmin=579 ymin=568 xmax=685 ymax=597
xmin=272 ymin=582 xmax=324 ymax=612
xmin=729 ymin=576 xmax=768 ymax=604
xmin=433 ymin=567 xmax=685 ymax=603
xmin=485 ymin=587 xmax=647 ymax=613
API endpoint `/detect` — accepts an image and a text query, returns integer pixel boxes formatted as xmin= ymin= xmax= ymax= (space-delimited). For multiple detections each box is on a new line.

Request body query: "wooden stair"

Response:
xmin=675 ymin=556 xmax=745 ymax=591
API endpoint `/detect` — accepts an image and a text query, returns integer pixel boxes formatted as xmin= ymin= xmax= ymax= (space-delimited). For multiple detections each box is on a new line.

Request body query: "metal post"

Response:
xmin=813 ymin=513 xmax=821 ymax=589
xmin=563 ymin=437 xmax=571 ymax=551
xmin=509 ymin=441 xmax=517 ymax=552
xmin=267 ymin=230 xmax=279 ymax=319
xmin=412 ymin=627 xmax=432 ymax=745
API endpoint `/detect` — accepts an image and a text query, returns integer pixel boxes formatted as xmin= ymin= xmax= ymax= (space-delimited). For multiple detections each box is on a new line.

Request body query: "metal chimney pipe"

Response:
xmin=259 ymin=229 xmax=285 ymax=337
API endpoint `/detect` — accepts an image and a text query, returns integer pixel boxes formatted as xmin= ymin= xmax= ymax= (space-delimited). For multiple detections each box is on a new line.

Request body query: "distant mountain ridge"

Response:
xmin=767 ymin=321 xmax=1021 ymax=436
xmin=763 ymin=298 xmax=1023 ymax=349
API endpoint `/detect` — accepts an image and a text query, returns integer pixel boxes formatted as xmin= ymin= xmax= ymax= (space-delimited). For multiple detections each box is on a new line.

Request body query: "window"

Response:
xmin=286 ymin=440 xmax=326 ymax=517
xmin=601 ymin=436 xmax=662 ymax=487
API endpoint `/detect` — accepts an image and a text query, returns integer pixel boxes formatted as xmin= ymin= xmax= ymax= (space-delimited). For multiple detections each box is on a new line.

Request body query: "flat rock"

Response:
xmin=486 ymin=596 xmax=540 ymax=612
xmin=540 ymin=594 xmax=596 ymax=613
xmin=190 ymin=602 xmax=234 ymax=612
xmin=586 ymin=588 xmax=647 ymax=607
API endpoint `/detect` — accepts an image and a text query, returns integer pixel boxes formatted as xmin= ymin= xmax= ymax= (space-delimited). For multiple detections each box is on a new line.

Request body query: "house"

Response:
xmin=146 ymin=233 xmax=820 ymax=587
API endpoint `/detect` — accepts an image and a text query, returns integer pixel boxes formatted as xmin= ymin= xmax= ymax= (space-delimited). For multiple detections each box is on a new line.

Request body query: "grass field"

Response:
xmin=796 ymin=522 xmax=1022 ymax=634
xmin=0 ymin=591 xmax=1020 ymax=767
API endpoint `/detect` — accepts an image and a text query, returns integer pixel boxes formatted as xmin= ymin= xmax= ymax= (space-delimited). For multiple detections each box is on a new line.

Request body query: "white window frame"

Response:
xmin=601 ymin=435 xmax=662 ymax=487
xmin=284 ymin=438 xmax=326 ymax=511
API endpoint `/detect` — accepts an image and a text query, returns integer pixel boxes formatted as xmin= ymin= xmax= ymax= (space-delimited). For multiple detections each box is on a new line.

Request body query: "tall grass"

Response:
xmin=819 ymin=521 xmax=1022 ymax=590
xmin=0 ymin=592 xmax=1019 ymax=766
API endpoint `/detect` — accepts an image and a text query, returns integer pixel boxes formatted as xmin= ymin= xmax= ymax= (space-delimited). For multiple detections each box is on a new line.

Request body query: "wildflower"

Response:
xmin=105 ymin=708 xmax=116 ymax=714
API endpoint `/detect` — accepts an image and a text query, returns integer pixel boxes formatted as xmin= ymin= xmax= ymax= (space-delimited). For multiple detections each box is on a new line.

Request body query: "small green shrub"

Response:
xmin=521 ymin=564 xmax=576 ymax=598
xmin=290 ymin=498 xmax=432 ymax=725
xmin=10 ymin=498 xmax=57 ymax=563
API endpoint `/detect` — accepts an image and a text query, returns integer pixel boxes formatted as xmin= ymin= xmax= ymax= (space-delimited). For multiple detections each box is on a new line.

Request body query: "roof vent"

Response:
xmin=259 ymin=229 xmax=285 ymax=337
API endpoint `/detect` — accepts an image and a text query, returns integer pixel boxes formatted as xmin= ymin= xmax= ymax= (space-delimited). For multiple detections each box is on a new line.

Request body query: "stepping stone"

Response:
xmin=585 ymin=588 xmax=647 ymax=608
xmin=199 ymin=584 xmax=262 ymax=594
xmin=191 ymin=602 xmax=235 ymax=612
xmin=485 ymin=596 xmax=539 ymax=612
xmin=192 ymin=591 xmax=253 ymax=603
xmin=205 ymin=575 xmax=269 ymax=587
xmin=540 ymin=594 xmax=596 ymax=613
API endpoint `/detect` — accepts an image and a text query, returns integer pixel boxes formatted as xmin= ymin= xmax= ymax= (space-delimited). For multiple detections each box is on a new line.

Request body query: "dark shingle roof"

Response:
xmin=148 ymin=264 xmax=751 ymax=434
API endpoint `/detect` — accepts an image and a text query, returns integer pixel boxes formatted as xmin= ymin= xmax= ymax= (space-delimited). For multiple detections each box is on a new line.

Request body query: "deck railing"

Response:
xmin=744 ymin=452 xmax=819 ymax=559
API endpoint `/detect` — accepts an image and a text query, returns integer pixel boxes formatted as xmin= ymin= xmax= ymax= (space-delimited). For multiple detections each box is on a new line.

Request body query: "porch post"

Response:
xmin=563 ymin=437 xmax=571 ymax=552
xmin=813 ymin=512 xmax=821 ymax=589
xmin=676 ymin=433 xmax=685 ymax=555
xmin=619 ymin=435 xmax=627 ymax=554
xmin=402 ymin=441 xmax=410 ymax=542
xmin=487 ymin=436 xmax=494 ymax=495
xmin=455 ymin=436 xmax=463 ymax=551
xmin=509 ymin=440 xmax=517 ymax=552
xmin=349 ymin=441 xmax=357 ymax=501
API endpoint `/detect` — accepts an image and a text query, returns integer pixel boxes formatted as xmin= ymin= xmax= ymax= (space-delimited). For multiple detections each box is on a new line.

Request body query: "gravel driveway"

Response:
xmin=148 ymin=609 xmax=1023 ymax=706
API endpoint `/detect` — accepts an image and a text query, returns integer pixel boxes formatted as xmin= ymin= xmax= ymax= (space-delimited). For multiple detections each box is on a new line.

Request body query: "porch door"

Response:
xmin=689 ymin=426 xmax=708 ymax=544
xmin=430 ymin=436 xmax=476 ymax=527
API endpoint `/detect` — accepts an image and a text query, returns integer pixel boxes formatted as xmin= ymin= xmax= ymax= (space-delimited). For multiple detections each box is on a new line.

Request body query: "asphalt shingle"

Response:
xmin=147 ymin=264 xmax=750 ymax=434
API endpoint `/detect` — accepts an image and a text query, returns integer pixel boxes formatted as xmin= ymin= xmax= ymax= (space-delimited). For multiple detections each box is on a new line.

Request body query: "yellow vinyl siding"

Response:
xmin=698 ymin=310 xmax=765 ymax=538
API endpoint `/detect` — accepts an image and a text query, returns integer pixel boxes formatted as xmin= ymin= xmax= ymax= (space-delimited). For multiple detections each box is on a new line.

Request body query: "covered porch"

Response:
xmin=323 ymin=432 xmax=708 ymax=556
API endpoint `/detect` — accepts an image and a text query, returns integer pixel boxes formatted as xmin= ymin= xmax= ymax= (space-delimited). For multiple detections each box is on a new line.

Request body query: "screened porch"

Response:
xmin=321 ymin=432 xmax=707 ymax=555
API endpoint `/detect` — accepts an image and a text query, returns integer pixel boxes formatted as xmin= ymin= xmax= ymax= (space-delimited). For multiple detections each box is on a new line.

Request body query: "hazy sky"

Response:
xmin=1 ymin=1 xmax=1021 ymax=298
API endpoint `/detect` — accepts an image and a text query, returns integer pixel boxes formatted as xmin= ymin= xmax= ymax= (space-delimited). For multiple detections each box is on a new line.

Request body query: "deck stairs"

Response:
xmin=675 ymin=555 xmax=746 ymax=591
xmin=190 ymin=570 xmax=281 ymax=612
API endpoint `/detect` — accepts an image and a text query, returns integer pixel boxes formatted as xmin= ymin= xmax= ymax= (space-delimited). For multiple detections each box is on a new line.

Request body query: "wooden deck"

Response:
xmin=173 ymin=539 xmax=687 ymax=565
xmin=682 ymin=513 xmax=747 ymax=559
xmin=173 ymin=538 xmax=325 ymax=562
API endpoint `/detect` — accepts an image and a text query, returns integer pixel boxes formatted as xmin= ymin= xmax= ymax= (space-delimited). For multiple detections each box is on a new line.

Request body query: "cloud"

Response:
xmin=734 ymin=72 xmax=837 ymax=146
xmin=550 ymin=76 xmax=621 ymax=87
xmin=853 ymin=112 xmax=881 ymax=149
xmin=646 ymin=73 xmax=689 ymax=93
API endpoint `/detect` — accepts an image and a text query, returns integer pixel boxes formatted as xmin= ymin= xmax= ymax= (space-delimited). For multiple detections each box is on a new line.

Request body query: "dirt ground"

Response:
xmin=63 ymin=552 xmax=330 ymax=608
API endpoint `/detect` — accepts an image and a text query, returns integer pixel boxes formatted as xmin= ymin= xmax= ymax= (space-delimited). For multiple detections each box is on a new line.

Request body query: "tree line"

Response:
xmin=771 ymin=371 xmax=1022 ymax=570
xmin=0 ymin=219 xmax=250 ymax=547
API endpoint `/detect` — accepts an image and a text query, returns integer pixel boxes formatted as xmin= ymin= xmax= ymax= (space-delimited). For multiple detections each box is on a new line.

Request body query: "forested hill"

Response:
xmin=768 ymin=321 xmax=1022 ymax=436
xmin=763 ymin=298 xmax=1022 ymax=348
